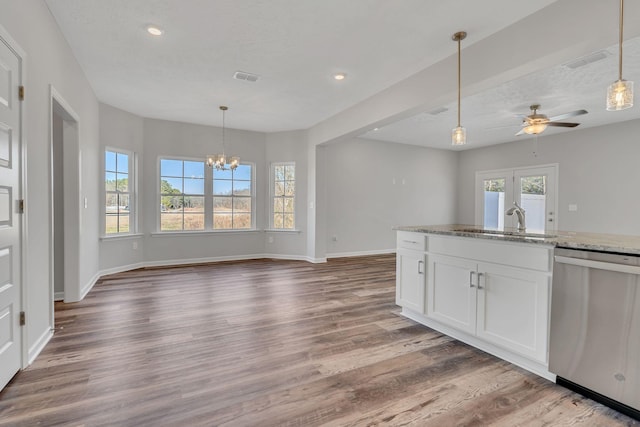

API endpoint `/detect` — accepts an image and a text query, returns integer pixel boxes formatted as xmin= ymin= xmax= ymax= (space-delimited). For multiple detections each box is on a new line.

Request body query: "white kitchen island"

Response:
xmin=395 ymin=224 xmax=640 ymax=382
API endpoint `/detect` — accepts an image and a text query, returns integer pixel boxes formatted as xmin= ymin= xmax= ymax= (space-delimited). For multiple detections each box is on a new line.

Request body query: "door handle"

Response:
xmin=418 ymin=260 xmax=424 ymax=274
xmin=477 ymin=272 xmax=484 ymax=289
xmin=469 ymin=271 xmax=476 ymax=287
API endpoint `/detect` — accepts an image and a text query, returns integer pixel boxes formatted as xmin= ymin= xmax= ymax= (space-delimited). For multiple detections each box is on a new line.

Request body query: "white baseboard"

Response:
xmin=54 ymin=291 xmax=64 ymax=301
xmin=99 ymin=262 xmax=146 ymax=277
xmin=326 ymin=248 xmax=395 ymax=259
xmin=143 ymin=254 xmax=265 ymax=268
xmin=79 ymin=271 xmax=101 ymax=301
xmin=27 ymin=328 xmax=54 ymax=366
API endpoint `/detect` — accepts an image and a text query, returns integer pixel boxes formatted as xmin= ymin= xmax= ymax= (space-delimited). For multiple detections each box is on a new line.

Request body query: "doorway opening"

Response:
xmin=49 ymin=87 xmax=80 ymax=326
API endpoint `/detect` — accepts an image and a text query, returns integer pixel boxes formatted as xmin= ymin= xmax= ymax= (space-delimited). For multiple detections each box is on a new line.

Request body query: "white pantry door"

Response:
xmin=0 ymin=32 xmax=23 ymax=390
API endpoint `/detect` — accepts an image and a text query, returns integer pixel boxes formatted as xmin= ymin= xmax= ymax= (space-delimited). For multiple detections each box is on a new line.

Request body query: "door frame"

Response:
xmin=474 ymin=163 xmax=559 ymax=232
xmin=48 ymin=85 xmax=81 ymax=318
xmin=0 ymin=23 xmax=28 ymax=369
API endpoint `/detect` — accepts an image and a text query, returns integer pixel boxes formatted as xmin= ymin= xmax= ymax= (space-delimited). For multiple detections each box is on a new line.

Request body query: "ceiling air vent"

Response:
xmin=564 ymin=51 xmax=609 ymax=69
xmin=233 ymin=71 xmax=260 ymax=82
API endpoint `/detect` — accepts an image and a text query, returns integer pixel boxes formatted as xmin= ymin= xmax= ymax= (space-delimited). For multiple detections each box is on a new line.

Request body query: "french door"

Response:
xmin=475 ymin=165 xmax=557 ymax=234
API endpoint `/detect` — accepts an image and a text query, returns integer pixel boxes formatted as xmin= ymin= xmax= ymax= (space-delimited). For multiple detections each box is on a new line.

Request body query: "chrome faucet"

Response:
xmin=506 ymin=201 xmax=526 ymax=232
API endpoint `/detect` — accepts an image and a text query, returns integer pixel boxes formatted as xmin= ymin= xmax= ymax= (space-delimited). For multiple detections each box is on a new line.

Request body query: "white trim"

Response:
xmin=150 ymin=229 xmax=262 ymax=237
xmin=100 ymin=232 xmax=144 ymax=241
xmin=99 ymin=262 xmax=146 ymax=277
xmin=78 ymin=271 xmax=100 ymax=302
xmin=262 ymin=253 xmax=313 ymax=262
xmin=54 ymin=292 xmax=64 ymax=301
xmin=27 ymin=329 xmax=54 ymax=366
xmin=143 ymin=254 xmax=266 ymax=268
xmin=400 ymin=308 xmax=555 ymax=382
xmin=326 ymin=248 xmax=396 ymax=259
xmin=264 ymin=229 xmax=301 ymax=234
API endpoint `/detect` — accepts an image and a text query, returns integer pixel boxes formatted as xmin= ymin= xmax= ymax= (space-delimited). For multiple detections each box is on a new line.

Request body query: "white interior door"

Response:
xmin=0 ymin=33 xmax=22 ymax=390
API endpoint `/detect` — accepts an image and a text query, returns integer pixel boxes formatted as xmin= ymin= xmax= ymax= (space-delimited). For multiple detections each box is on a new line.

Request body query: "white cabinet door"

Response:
xmin=396 ymin=248 xmax=426 ymax=313
xmin=427 ymin=254 xmax=477 ymax=334
xmin=476 ymin=262 xmax=550 ymax=363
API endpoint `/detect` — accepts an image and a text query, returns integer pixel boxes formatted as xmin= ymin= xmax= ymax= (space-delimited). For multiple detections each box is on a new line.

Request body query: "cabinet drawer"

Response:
xmin=428 ymin=235 xmax=551 ymax=272
xmin=397 ymin=231 xmax=427 ymax=251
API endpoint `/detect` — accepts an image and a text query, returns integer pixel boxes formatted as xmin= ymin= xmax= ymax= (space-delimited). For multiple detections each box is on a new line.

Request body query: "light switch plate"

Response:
xmin=568 ymin=204 xmax=578 ymax=212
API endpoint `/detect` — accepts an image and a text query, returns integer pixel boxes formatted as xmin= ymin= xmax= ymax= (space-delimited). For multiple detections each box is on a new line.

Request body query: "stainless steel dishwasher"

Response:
xmin=549 ymin=247 xmax=640 ymax=420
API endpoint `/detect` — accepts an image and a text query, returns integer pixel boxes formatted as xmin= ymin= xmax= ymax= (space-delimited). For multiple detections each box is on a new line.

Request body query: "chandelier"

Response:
xmin=206 ymin=106 xmax=239 ymax=171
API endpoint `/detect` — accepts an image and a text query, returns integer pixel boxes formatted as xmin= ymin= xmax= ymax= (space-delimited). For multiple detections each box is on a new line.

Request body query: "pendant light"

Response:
xmin=606 ymin=0 xmax=633 ymax=111
xmin=452 ymin=31 xmax=467 ymax=146
xmin=205 ymin=106 xmax=240 ymax=171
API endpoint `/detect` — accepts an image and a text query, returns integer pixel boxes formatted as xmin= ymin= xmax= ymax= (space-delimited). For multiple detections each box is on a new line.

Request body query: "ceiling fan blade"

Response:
xmin=548 ymin=109 xmax=588 ymax=122
xmin=546 ymin=122 xmax=580 ymax=128
xmin=515 ymin=128 xmax=526 ymax=136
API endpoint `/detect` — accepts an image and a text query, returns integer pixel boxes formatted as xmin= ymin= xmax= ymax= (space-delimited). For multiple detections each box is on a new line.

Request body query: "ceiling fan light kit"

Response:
xmin=451 ymin=31 xmax=467 ymax=146
xmin=515 ymin=104 xmax=588 ymax=137
xmin=606 ymin=0 xmax=634 ymax=111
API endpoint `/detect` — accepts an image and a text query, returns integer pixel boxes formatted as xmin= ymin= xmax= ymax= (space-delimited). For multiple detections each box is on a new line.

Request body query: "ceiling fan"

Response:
xmin=515 ymin=104 xmax=588 ymax=136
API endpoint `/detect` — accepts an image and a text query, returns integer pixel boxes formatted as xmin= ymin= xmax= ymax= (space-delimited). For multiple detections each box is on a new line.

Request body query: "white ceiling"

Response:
xmin=44 ymin=0 xmax=639 ymax=150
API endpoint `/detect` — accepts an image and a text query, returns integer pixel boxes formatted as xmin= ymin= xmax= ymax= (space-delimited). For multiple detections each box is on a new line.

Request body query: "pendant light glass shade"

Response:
xmin=606 ymin=0 xmax=633 ymax=111
xmin=452 ymin=126 xmax=466 ymax=146
xmin=607 ymin=79 xmax=634 ymax=111
xmin=206 ymin=106 xmax=239 ymax=170
xmin=451 ymin=31 xmax=467 ymax=146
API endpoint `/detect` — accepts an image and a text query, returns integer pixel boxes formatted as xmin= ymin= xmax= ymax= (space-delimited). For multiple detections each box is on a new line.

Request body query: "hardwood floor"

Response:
xmin=0 ymin=254 xmax=638 ymax=426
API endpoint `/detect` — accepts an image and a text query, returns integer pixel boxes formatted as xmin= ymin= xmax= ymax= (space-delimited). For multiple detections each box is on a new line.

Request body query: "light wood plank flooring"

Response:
xmin=0 ymin=254 xmax=638 ymax=426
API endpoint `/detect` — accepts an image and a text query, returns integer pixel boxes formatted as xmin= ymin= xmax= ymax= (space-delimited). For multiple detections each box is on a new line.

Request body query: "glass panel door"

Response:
xmin=515 ymin=166 xmax=557 ymax=233
xmin=476 ymin=169 xmax=513 ymax=230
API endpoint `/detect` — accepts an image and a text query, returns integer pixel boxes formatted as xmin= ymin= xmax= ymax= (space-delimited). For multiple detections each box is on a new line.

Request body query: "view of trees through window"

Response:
xmin=159 ymin=159 xmax=253 ymax=231
xmin=105 ymin=150 xmax=130 ymax=234
xmin=160 ymin=159 xmax=205 ymax=231
xmin=213 ymin=165 xmax=252 ymax=229
xmin=272 ymin=163 xmax=295 ymax=229
xmin=484 ymin=176 xmax=545 ymax=195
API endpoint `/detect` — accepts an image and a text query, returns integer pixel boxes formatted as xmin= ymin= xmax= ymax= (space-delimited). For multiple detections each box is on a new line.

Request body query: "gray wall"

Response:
xmin=457 ymin=119 xmax=640 ymax=235
xmin=142 ymin=117 xmax=267 ymax=264
xmin=98 ymin=103 xmax=145 ymax=272
xmin=0 ymin=0 xmax=101 ymax=360
xmin=324 ymin=137 xmax=458 ymax=255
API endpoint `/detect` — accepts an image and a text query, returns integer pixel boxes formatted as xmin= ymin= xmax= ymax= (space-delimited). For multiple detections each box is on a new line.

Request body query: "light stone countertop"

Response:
xmin=394 ymin=224 xmax=640 ymax=256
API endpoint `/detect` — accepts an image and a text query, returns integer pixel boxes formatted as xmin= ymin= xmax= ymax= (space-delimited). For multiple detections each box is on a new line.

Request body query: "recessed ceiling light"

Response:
xmin=333 ymin=73 xmax=347 ymax=81
xmin=146 ymin=25 xmax=164 ymax=36
xmin=373 ymin=128 xmax=379 ymax=131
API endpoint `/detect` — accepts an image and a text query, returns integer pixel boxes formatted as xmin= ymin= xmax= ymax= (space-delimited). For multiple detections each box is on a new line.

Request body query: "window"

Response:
xmin=105 ymin=149 xmax=134 ymax=234
xmin=160 ymin=159 xmax=205 ymax=231
xmin=213 ymin=164 xmax=253 ymax=229
xmin=158 ymin=158 xmax=255 ymax=231
xmin=475 ymin=165 xmax=557 ymax=233
xmin=271 ymin=163 xmax=295 ymax=229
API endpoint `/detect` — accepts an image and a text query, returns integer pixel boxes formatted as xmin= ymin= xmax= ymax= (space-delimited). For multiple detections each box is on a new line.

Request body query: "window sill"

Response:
xmin=100 ymin=233 xmax=144 ymax=241
xmin=150 ymin=229 xmax=262 ymax=237
xmin=264 ymin=229 xmax=302 ymax=234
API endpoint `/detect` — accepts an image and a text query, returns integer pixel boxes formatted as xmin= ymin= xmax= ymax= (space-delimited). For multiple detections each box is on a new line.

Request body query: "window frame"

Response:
xmin=159 ymin=157 xmax=207 ymax=232
xmin=269 ymin=162 xmax=296 ymax=230
xmin=212 ymin=162 xmax=256 ymax=230
xmin=157 ymin=156 xmax=256 ymax=232
xmin=103 ymin=147 xmax=136 ymax=237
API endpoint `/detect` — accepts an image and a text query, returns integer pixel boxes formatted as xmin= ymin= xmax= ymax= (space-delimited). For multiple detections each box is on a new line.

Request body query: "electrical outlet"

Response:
xmin=568 ymin=204 xmax=578 ymax=212
xmin=268 ymin=236 xmax=274 ymax=244
xmin=132 ymin=241 xmax=138 ymax=250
